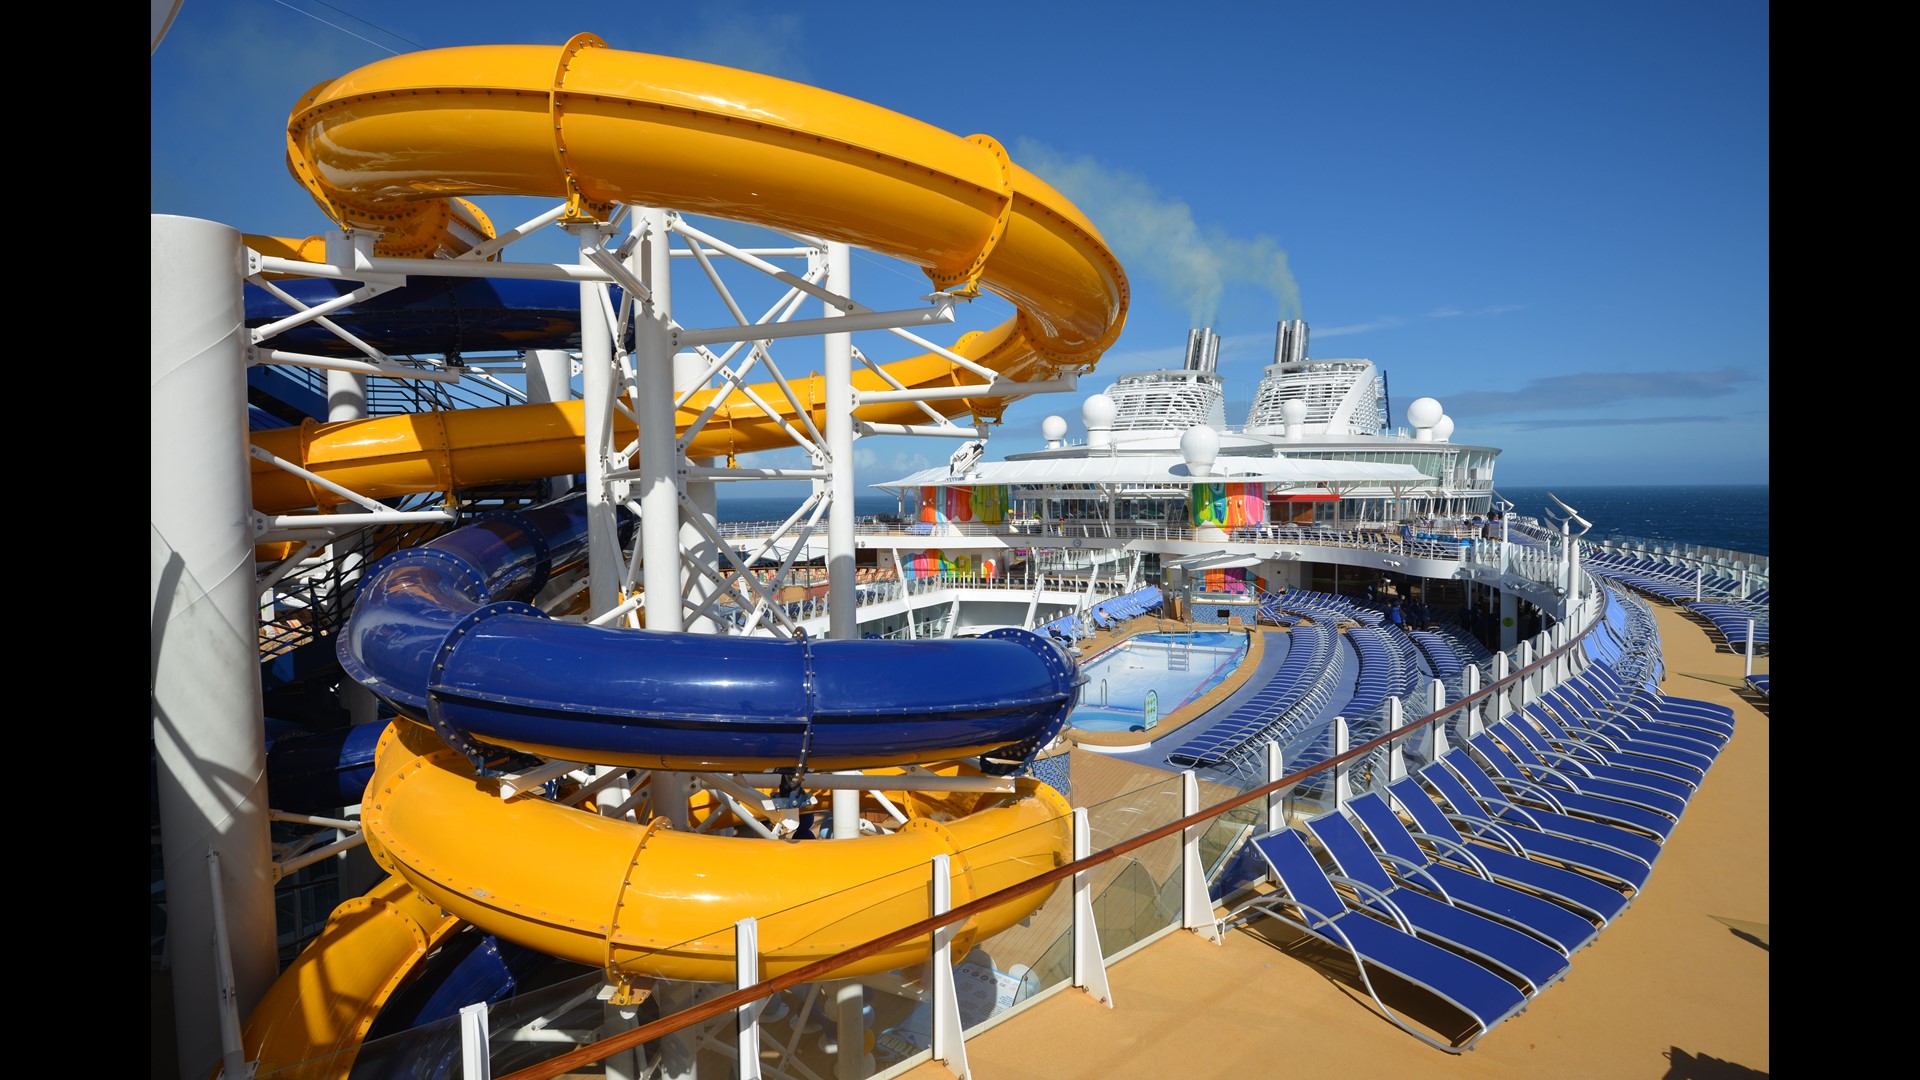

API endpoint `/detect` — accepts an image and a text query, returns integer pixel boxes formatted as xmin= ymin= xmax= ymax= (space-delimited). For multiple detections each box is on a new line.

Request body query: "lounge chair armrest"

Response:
xmin=1325 ymin=872 xmax=1416 ymax=934
xmin=1407 ymin=829 xmax=1497 ymax=879
xmin=1532 ymin=749 xmax=1607 ymax=779
xmin=1440 ymin=810 xmax=1528 ymax=855
xmin=1374 ymin=850 xmax=1455 ymax=901
xmin=1487 ymin=775 xmax=1575 ymax=814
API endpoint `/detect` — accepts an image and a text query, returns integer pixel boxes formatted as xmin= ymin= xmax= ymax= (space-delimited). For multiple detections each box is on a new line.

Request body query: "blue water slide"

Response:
xmin=337 ymin=494 xmax=1082 ymax=773
xmin=265 ymin=722 xmax=386 ymax=814
xmin=246 ymin=275 xmax=593 ymax=357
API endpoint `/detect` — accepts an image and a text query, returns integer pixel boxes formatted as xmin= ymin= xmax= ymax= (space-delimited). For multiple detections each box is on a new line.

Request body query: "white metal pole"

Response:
xmin=527 ymin=347 xmax=577 ymax=498
xmin=634 ymin=208 xmax=684 ymax=632
xmin=151 ymin=214 xmax=279 ymax=1080
xmin=825 ymin=242 xmax=858 ymax=640
xmin=325 ymin=327 xmax=383 ymax=900
xmin=677 ymin=349 xmax=723 ymax=633
xmin=576 ymin=222 xmax=625 ymax=613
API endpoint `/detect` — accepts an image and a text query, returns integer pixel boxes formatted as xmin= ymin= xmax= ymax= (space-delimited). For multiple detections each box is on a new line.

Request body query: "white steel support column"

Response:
xmin=321 ymin=365 xmax=376 ymax=678
xmin=326 ymin=348 xmax=382 ymax=901
xmin=831 ymin=760 xmax=869 ymax=1076
xmin=825 ymin=243 xmax=858 ymax=639
xmin=151 ymin=215 xmax=278 ymax=1080
xmin=634 ymin=208 xmax=684 ymax=632
xmin=575 ymin=222 xmax=625 ymax=613
xmin=677 ymin=350 xmax=722 ymax=634
xmin=528 ymin=348 xmax=577 ymax=498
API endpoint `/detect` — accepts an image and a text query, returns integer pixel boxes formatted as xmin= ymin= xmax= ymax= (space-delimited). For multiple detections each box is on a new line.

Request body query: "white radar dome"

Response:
xmin=1407 ymin=397 xmax=1444 ymax=429
xmin=1081 ymin=393 xmax=1117 ymax=429
xmin=1280 ymin=400 xmax=1308 ymax=426
xmin=1180 ymin=425 xmax=1220 ymax=476
xmin=1041 ymin=415 xmax=1068 ymax=446
xmin=1434 ymin=415 xmax=1455 ymax=442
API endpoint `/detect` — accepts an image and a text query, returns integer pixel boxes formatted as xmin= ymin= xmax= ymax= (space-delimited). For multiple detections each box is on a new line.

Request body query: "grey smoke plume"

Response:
xmin=1014 ymin=139 xmax=1301 ymax=327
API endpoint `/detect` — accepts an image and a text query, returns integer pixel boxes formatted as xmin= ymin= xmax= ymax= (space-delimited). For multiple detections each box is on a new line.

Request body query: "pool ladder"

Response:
xmin=1168 ymin=637 xmax=1192 ymax=671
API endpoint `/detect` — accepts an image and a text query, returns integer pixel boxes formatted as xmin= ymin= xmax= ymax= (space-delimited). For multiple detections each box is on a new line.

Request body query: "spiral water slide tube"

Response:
xmin=242 ymin=37 xmax=1120 ymax=1075
xmin=245 ymin=32 xmax=1128 ymax=514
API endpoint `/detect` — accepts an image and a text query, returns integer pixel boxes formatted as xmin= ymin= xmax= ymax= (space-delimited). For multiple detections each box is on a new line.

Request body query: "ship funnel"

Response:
xmin=1274 ymin=319 xmax=1310 ymax=365
xmin=1184 ymin=328 xmax=1221 ymax=374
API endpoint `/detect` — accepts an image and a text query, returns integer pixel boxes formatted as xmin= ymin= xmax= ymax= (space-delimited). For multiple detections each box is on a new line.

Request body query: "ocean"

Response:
xmin=714 ymin=484 xmax=1770 ymax=559
xmin=1495 ymin=485 xmax=1768 ymax=558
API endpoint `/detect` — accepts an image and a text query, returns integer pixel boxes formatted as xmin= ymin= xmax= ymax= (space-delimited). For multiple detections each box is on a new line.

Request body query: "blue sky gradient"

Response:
xmin=152 ymin=0 xmax=1769 ymax=489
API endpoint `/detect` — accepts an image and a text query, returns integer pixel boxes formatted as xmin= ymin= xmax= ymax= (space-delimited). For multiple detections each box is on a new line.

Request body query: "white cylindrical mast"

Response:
xmin=150 ymin=214 xmax=279 ymax=1080
xmin=826 ymin=242 xmax=858 ymax=639
xmin=635 ymin=208 xmax=685 ymax=633
xmin=527 ymin=347 xmax=577 ymax=498
xmin=578 ymin=222 xmax=625 ymax=613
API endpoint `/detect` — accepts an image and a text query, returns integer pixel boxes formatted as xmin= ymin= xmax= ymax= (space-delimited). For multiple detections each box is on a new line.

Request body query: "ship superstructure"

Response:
xmin=1244 ymin=319 xmax=1389 ymax=437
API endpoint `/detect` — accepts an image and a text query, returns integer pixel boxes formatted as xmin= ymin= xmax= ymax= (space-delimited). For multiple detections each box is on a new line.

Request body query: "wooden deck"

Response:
xmin=902 ymin=598 xmax=1770 ymax=1079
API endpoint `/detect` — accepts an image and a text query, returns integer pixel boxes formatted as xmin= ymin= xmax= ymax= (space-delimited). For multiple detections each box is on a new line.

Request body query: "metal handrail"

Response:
xmin=496 ymin=600 xmax=1604 ymax=1080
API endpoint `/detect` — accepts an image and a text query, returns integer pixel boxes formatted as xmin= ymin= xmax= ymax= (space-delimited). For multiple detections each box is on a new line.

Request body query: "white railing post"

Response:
xmin=1266 ymin=741 xmax=1288 ymax=833
xmin=205 ymin=849 xmax=250 ymax=1080
xmin=1385 ymin=697 xmax=1409 ymax=784
xmin=928 ymin=853 xmax=968 ymax=1077
xmin=1514 ymin=642 xmax=1534 ymax=709
xmin=1181 ymin=772 xmax=1223 ymax=943
xmin=1331 ymin=717 xmax=1351 ymax=810
xmin=1071 ymin=808 xmax=1113 ymax=1005
xmin=1463 ymin=664 xmax=1485 ymax=737
xmin=460 ymin=1001 xmax=492 ymax=1080
xmin=1745 ymin=619 xmax=1756 ymax=676
xmin=736 ymin=918 xmax=763 ymax=1080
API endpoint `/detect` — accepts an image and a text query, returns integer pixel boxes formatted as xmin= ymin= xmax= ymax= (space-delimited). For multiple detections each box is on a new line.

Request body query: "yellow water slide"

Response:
xmin=246 ymin=37 xmax=1117 ymax=1075
xmin=366 ymin=718 xmax=1071 ymax=985
xmin=248 ymin=33 xmax=1128 ymax=513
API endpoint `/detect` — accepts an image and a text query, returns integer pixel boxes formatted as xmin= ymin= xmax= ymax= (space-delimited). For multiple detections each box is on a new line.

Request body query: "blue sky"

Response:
xmin=152 ymin=0 xmax=1769 ymax=491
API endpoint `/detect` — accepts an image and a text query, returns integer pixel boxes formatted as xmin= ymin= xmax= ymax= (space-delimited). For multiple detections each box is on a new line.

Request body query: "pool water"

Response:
xmin=1070 ymin=632 xmax=1249 ymax=733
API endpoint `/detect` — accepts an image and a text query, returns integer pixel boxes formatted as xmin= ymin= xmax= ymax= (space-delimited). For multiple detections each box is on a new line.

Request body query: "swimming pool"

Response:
xmin=1070 ymin=631 xmax=1249 ymax=733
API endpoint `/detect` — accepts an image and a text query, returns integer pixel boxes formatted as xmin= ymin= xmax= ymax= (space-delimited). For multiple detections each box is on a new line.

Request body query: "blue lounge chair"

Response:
xmin=1546 ymin=685 xmax=1721 ymax=768
xmin=1440 ymin=752 xmax=1671 ymax=855
xmin=1344 ymin=792 xmax=1606 ymax=951
xmin=1462 ymin=731 xmax=1682 ymax=840
xmin=1418 ymin=764 xmax=1654 ymax=892
xmin=1385 ymin=778 xmax=1631 ymax=925
xmin=1226 ymin=828 xmax=1533 ymax=1053
xmin=1577 ymin=664 xmax=1736 ymax=742
xmin=1303 ymin=811 xmax=1578 ymax=988
xmin=1494 ymin=714 xmax=1699 ymax=806
xmin=1525 ymin=701 xmax=1710 ymax=785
